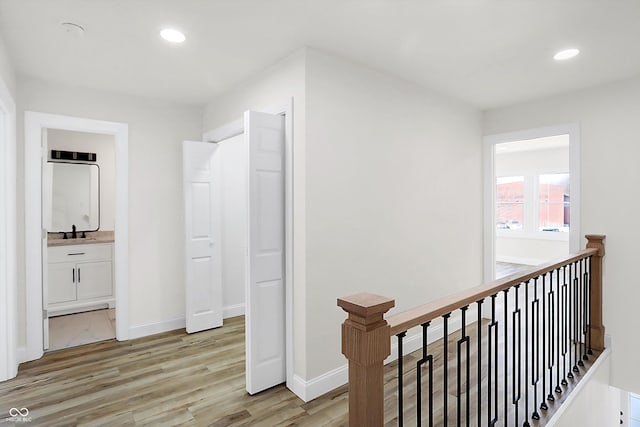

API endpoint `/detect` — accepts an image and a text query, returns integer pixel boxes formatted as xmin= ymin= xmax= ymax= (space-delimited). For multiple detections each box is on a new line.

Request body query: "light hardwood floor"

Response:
xmin=0 ymin=316 xmax=348 ymax=427
xmin=0 ymin=315 xmax=598 ymax=426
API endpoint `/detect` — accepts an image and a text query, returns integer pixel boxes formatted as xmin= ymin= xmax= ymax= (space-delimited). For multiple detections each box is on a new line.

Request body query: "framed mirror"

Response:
xmin=45 ymin=162 xmax=100 ymax=232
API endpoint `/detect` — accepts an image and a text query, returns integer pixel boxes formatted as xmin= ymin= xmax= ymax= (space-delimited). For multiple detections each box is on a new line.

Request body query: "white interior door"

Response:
xmin=245 ymin=111 xmax=286 ymax=394
xmin=183 ymin=141 xmax=223 ymax=333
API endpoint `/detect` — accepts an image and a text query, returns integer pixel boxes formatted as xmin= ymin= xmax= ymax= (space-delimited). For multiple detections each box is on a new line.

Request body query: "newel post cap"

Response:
xmin=586 ymin=234 xmax=606 ymax=256
xmin=337 ymin=293 xmax=395 ymax=319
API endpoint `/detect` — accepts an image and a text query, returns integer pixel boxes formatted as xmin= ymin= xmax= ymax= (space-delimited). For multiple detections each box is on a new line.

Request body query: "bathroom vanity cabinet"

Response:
xmin=47 ymin=242 xmax=114 ymax=316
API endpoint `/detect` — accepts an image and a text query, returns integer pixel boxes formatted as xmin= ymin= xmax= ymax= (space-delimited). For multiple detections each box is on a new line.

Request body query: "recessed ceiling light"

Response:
xmin=554 ymin=48 xmax=580 ymax=61
xmin=160 ymin=28 xmax=186 ymax=44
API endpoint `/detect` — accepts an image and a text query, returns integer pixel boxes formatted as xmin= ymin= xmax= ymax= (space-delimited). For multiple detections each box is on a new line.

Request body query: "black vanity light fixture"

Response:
xmin=51 ymin=150 xmax=97 ymax=162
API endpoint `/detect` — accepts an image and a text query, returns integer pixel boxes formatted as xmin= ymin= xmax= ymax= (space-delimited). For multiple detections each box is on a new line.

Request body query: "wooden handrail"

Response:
xmin=338 ymin=234 xmax=606 ymax=426
xmin=387 ymin=247 xmax=599 ymax=336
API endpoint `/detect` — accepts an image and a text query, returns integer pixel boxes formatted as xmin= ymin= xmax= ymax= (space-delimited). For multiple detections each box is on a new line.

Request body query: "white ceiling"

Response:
xmin=1 ymin=0 xmax=640 ymax=108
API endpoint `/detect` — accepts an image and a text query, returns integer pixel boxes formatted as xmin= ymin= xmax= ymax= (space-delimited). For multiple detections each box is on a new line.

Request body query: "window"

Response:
xmin=496 ymin=176 xmax=524 ymax=230
xmin=496 ymin=173 xmax=570 ymax=236
xmin=539 ymin=173 xmax=570 ymax=233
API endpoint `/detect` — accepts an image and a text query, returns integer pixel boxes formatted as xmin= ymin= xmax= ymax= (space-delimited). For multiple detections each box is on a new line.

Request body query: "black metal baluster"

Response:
xmin=416 ymin=322 xmax=433 ymax=427
xmin=561 ymin=265 xmax=568 ymax=386
xmin=547 ymin=273 xmax=555 ymax=402
xmin=567 ymin=262 xmax=574 ymax=380
xmin=587 ymin=256 xmax=593 ymax=356
xmin=488 ymin=294 xmax=498 ymax=427
xmin=503 ymin=289 xmax=509 ymax=427
xmin=477 ymin=299 xmax=484 ymax=427
xmin=555 ymin=268 xmax=562 ymax=394
xmin=524 ymin=280 xmax=531 ymax=427
xmin=577 ymin=259 xmax=584 ymax=367
xmin=512 ymin=284 xmax=521 ymax=427
xmin=540 ymin=273 xmax=548 ymax=411
xmin=531 ymin=277 xmax=540 ymax=421
xmin=457 ymin=306 xmax=470 ymax=427
xmin=397 ymin=331 xmax=406 ymax=426
xmin=581 ymin=258 xmax=589 ymax=363
xmin=444 ymin=313 xmax=451 ymax=426
xmin=571 ymin=262 xmax=580 ymax=372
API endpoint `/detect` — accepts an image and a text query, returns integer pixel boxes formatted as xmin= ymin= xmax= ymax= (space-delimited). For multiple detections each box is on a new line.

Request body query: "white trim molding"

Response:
xmin=290 ymin=307 xmax=476 ymax=402
xmin=483 ymin=123 xmax=581 ymax=282
xmin=24 ymin=112 xmax=129 ymax=362
xmin=129 ymin=317 xmax=186 ymax=340
xmin=223 ymin=303 xmax=245 ymax=319
xmin=0 ymin=77 xmax=17 ymax=382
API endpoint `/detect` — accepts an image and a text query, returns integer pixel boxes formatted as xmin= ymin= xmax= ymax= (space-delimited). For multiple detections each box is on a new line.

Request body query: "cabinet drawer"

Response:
xmin=48 ymin=243 xmax=112 ymax=263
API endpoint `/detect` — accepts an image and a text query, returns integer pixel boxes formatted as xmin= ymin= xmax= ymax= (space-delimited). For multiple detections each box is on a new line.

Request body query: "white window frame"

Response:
xmin=484 ymin=124 xmax=580 ymax=281
xmin=496 ymin=171 xmax=571 ymax=241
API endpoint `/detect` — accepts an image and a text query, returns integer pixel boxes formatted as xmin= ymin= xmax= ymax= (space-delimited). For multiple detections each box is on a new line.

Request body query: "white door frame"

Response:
xmin=202 ymin=98 xmax=294 ymax=391
xmin=483 ymin=123 xmax=581 ymax=282
xmin=24 ymin=112 xmax=129 ymax=362
xmin=0 ymin=79 xmax=16 ymax=381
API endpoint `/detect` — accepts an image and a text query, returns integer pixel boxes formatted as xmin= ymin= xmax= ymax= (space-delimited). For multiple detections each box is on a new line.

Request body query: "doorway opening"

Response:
xmin=44 ymin=129 xmax=116 ymax=351
xmin=484 ymin=125 xmax=580 ymax=281
xmin=24 ymin=112 xmax=128 ymax=362
xmin=189 ymin=102 xmax=294 ymax=396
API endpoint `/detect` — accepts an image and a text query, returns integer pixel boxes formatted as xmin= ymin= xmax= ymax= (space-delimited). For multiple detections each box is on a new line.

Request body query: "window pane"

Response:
xmin=539 ymin=173 xmax=570 ymax=232
xmin=496 ymin=176 xmax=524 ymax=229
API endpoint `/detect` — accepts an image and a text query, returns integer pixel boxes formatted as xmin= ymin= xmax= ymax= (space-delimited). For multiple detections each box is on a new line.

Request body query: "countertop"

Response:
xmin=47 ymin=230 xmax=115 ymax=247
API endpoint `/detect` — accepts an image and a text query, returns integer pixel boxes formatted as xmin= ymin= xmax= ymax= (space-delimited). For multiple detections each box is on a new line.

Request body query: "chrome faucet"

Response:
xmin=71 ymin=224 xmax=77 ymax=239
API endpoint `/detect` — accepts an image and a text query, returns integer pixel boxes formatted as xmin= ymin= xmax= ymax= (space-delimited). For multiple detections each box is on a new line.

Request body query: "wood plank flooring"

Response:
xmin=0 ymin=315 xmax=599 ymax=426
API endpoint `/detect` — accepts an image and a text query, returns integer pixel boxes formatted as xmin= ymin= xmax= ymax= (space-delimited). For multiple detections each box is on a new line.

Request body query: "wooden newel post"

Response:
xmin=338 ymin=293 xmax=395 ymax=427
xmin=586 ymin=234 xmax=606 ymax=351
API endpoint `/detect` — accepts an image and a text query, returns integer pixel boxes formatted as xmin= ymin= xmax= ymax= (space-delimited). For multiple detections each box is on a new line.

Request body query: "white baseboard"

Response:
xmin=290 ymin=365 xmax=349 ymax=402
xmin=290 ymin=308 xmax=477 ymax=402
xmin=496 ymin=255 xmax=545 ymax=266
xmin=16 ymin=346 xmax=26 ymax=364
xmin=128 ymin=316 xmax=186 ymax=340
xmin=128 ymin=306 xmax=244 ymax=340
xmin=223 ymin=303 xmax=245 ymax=319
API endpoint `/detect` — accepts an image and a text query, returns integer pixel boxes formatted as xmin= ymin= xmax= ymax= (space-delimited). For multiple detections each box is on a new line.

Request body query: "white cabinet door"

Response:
xmin=76 ymin=261 xmax=113 ymax=300
xmin=48 ymin=262 xmax=76 ymax=304
xmin=245 ymin=111 xmax=286 ymax=395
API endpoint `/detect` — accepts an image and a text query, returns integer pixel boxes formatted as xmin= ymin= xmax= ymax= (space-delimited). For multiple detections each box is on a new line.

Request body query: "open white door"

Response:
xmin=245 ymin=111 xmax=286 ymax=394
xmin=183 ymin=141 xmax=223 ymax=333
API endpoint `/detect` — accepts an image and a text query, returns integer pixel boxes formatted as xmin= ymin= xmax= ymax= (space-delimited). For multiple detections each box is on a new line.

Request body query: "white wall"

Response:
xmin=219 ymin=134 xmax=247 ymax=314
xmin=16 ymin=76 xmax=203 ymax=346
xmin=203 ymin=48 xmax=307 ymax=376
xmin=304 ymin=49 xmax=483 ymax=379
xmin=47 ymin=129 xmax=115 ymax=231
xmin=0 ymin=34 xmax=16 ymax=98
xmin=484 ymin=74 xmax=640 ymax=394
xmin=202 ymin=47 xmax=483 ymax=396
xmin=496 ymin=147 xmax=569 ymax=176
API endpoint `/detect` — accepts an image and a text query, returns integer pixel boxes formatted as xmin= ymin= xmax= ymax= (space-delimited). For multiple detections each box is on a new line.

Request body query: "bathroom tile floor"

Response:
xmin=48 ymin=308 xmax=116 ymax=351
